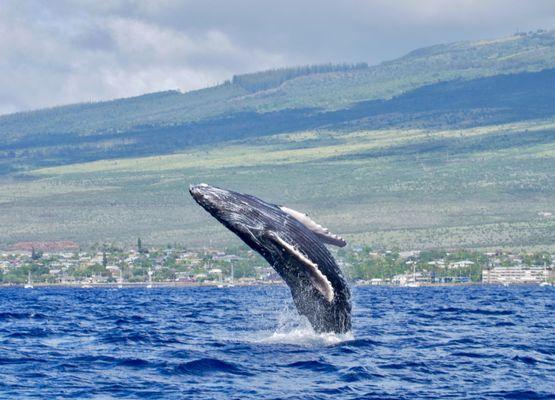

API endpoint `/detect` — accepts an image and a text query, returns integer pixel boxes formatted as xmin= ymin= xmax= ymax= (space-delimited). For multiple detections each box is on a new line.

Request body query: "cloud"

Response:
xmin=1 ymin=0 xmax=555 ymax=114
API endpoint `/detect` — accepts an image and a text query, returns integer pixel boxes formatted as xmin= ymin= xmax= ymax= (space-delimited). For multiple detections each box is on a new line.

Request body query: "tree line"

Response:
xmin=231 ymin=62 xmax=369 ymax=92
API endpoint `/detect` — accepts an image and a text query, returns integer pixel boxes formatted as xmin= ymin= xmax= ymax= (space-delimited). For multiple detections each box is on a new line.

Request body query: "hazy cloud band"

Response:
xmin=1 ymin=0 xmax=555 ymax=114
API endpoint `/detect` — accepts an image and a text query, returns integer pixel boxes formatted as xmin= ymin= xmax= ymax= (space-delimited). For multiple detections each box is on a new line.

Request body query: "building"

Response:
xmin=392 ymin=272 xmax=431 ymax=286
xmin=449 ymin=260 xmax=474 ymax=269
xmin=482 ymin=267 xmax=549 ymax=284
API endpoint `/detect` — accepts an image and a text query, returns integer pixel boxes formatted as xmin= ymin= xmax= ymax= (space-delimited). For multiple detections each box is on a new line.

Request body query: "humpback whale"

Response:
xmin=189 ymin=184 xmax=352 ymax=334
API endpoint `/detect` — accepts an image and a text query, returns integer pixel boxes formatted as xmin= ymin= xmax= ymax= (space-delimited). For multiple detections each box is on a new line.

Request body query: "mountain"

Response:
xmin=0 ymin=30 xmax=554 ymax=250
xmin=2 ymin=30 xmax=555 ymax=173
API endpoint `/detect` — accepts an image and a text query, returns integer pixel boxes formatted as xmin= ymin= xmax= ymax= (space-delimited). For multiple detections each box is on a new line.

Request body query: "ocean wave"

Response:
xmin=0 ymin=285 xmax=553 ymax=399
xmin=0 ymin=311 xmax=47 ymax=320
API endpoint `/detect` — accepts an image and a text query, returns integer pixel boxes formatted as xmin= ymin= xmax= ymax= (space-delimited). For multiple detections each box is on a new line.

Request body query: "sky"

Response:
xmin=2 ymin=0 xmax=555 ymax=114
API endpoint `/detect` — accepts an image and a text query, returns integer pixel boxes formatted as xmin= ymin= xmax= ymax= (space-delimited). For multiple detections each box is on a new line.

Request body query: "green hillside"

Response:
xmin=2 ymin=30 xmax=555 ymax=168
xmin=2 ymin=65 xmax=555 ymax=175
xmin=1 ymin=30 xmax=555 ymax=251
xmin=1 ymin=117 xmax=553 ymax=251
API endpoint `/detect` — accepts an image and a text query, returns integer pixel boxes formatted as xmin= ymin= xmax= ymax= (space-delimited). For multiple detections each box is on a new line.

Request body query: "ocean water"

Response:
xmin=0 ymin=285 xmax=553 ymax=399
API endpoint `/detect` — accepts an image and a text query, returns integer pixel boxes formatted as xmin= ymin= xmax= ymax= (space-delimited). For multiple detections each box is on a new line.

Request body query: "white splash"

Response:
xmin=258 ymin=327 xmax=353 ymax=346
xmin=246 ymin=308 xmax=353 ymax=347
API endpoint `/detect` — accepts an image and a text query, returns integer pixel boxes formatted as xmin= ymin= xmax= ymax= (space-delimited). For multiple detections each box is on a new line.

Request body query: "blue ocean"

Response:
xmin=1 ymin=285 xmax=553 ymax=399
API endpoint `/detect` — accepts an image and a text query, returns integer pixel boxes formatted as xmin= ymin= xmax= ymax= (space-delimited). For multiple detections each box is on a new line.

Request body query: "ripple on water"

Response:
xmin=340 ymin=366 xmax=385 ymax=382
xmin=173 ymin=358 xmax=252 ymax=376
xmin=285 ymin=359 xmax=338 ymax=373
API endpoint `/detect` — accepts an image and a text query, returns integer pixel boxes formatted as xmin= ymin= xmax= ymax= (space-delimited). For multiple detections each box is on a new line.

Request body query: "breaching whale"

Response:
xmin=189 ymin=184 xmax=352 ymax=334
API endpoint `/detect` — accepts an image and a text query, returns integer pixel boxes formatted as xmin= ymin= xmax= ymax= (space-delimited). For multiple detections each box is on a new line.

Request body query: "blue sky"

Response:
xmin=2 ymin=0 xmax=555 ymax=114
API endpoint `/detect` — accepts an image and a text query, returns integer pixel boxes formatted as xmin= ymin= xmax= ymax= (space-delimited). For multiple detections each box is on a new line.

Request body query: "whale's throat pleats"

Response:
xmin=279 ymin=206 xmax=347 ymax=247
xmin=267 ymin=231 xmax=334 ymax=303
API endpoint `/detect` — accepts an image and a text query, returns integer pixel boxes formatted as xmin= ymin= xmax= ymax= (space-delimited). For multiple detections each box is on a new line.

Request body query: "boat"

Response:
xmin=404 ymin=263 xmax=419 ymax=287
xmin=227 ymin=262 xmax=235 ymax=287
xmin=540 ymin=265 xmax=552 ymax=286
xmin=117 ymin=267 xmax=124 ymax=289
xmin=146 ymin=268 xmax=153 ymax=289
xmin=81 ymin=283 xmax=92 ymax=288
xmin=24 ymin=271 xmax=33 ymax=289
xmin=213 ymin=265 xmax=224 ymax=288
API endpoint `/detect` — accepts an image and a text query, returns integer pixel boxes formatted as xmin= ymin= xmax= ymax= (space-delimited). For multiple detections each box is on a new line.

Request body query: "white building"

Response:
xmin=449 ymin=260 xmax=475 ymax=269
xmin=482 ymin=267 xmax=549 ymax=284
xmin=392 ymin=272 xmax=430 ymax=286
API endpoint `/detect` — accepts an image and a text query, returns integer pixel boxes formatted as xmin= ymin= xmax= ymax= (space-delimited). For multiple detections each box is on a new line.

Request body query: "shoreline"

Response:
xmin=0 ymin=282 xmax=548 ymax=289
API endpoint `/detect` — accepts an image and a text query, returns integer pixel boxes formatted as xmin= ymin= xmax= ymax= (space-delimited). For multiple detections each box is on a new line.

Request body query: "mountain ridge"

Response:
xmin=2 ymin=65 xmax=555 ymax=174
xmin=2 ymin=29 xmax=555 ymax=133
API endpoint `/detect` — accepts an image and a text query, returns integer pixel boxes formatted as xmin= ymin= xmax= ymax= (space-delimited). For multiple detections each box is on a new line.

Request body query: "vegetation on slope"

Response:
xmin=2 ymin=66 xmax=555 ymax=175
xmin=1 ymin=118 xmax=553 ymax=251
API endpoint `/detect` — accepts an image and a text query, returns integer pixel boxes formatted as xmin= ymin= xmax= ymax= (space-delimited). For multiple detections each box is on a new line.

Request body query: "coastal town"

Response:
xmin=1 ymin=240 xmax=553 ymax=288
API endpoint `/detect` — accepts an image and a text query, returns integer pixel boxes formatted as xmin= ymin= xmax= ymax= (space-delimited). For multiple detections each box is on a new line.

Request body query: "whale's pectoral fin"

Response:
xmin=279 ymin=206 xmax=347 ymax=247
xmin=266 ymin=231 xmax=335 ymax=303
